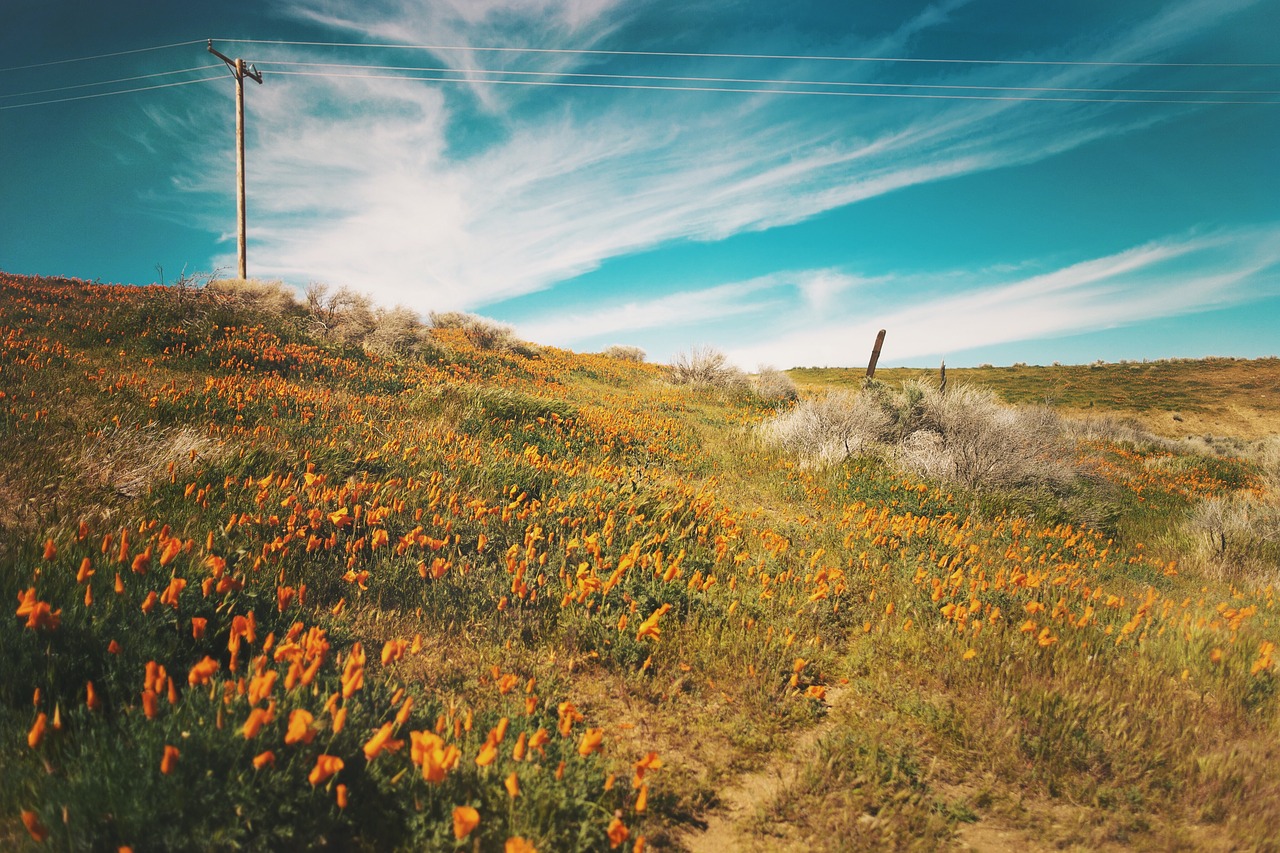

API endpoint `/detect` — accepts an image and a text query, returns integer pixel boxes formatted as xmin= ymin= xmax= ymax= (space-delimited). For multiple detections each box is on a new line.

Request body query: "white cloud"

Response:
xmin=169 ymin=0 xmax=1266 ymax=318
xmin=722 ymin=226 xmax=1280 ymax=367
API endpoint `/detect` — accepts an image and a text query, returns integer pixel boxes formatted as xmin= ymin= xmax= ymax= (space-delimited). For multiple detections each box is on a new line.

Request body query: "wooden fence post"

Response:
xmin=866 ymin=329 xmax=886 ymax=379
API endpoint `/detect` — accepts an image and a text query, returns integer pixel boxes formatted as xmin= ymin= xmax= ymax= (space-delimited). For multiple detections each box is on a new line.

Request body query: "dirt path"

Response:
xmin=679 ymin=686 xmax=849 ymax=853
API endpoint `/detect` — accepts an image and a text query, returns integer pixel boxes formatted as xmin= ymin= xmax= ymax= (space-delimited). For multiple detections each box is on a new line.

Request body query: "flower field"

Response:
xmin=1 ymin=272 xmax=1277 ymax=851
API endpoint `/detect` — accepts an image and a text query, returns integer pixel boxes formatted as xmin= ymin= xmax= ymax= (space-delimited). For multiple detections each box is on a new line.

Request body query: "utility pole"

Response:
xmin=208 ymin=40 xmax=263 ymax=280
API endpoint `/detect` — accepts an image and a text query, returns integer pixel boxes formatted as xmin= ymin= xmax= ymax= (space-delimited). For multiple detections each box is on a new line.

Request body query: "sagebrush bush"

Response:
xmin=756 ymin=391 xmax=891 ymax=464
xmin=753 ymin=366 xmax=799 ymax=403
xmin=668 ymin=347 xmax=748 ymax=391
xmin=600 ymin=345 xmax=646 ymax=363
xmin=758 ymin=382 xmax=1076 ymax=491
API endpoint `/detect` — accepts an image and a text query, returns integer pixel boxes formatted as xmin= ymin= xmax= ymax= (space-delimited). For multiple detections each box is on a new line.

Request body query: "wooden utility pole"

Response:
xmin=866 ymin=329 xmax=886 ymax=379
xmin=208 ymin=41 xmax=263 ymax=280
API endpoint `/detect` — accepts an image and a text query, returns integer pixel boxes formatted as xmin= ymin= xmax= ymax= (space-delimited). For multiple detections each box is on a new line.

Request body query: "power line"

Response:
xmin=0 ymin=65 xmax=224 ymax=100
xmin=0 ymin=39 xmax=207 ymax=73
xmin=262 ymin=67 xmax=1280 ymax=105
xmin=221 ymin=37 xmax=1280 ymax=69
xmin=254 ymin=59 xmax=1280 ymax=97
xmin=0 ymin=76 xmax=223 ymax=111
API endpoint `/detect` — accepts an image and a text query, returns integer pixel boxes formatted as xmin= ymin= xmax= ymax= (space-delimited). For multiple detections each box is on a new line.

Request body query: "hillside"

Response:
xmin=2 ymin=272 xmax=1277 ymax=851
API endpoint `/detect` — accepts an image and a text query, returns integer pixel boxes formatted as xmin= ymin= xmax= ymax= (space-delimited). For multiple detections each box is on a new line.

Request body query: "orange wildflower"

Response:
xmin=308 ymin=754 xmax=344 ymax=786
xmin=42 ymin=538 xmax=56 ymax=561
xmin=285 ymin=709 xmax=316 ymax=745
xmin=242 ymin=708 xmax=270 ymax=740
xmin=475 ymin=740 xmax=498 ymax=767
xmin=27 ymin=713 xmax=47 ymax=749
xmin=452 ymin=806 xmax=480 ymax=839
xmin=633 ymin=751 xmax=662 ymax=787
xmin=505 ymin=770 xmax=520 ymax=798
xmin=86 ymin=681 xmax=102 ymax=712
xmin=577 ymin=727 xmax=604 ymax=757
xmin=187 ymin=656 xmax=220 ymax=686
xmin=607 ymin=816 xmax=629 ymax=849
xmin=635 ymin=783 xmax=648 ymax=813
xmin=21 ymin=810 xmax=49 ymax=843
xmin=505 ymin=838 xmax=537 ymax=853
xmin=336 ymin=784 xmax=349 ymax=808
xmin=252 ymin=750 xmax=276 ymax=769
xmin=77 ymin=557 xmax=94 ymax=583
xmin=635 ymin=603 xmax=671 ymax=642
xmin=527 ymin=728 xmax=550 ymax=755
xmin=16 ymin=587 xmax=61 ymax=631
xmin=363 ymin=722 xmax=403 ymax=762
xmin=160 ymin=744 xmax=180 ymax=775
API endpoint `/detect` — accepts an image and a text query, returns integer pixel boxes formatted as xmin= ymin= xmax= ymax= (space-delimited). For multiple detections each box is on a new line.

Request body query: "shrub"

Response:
xmin=305 ymin=283 xmax=376 ymax=346
xmin=900 ymin=384 xmax=1075 ymax=491
xmin=428 ymin=311 xmax=526 ymax=353
xmin=756 ymin=391 xmax=891 ymax=465
xmin=758 ymin=382 xmax=1077 ymax=491
xmin=364 ymin=305 xmax=427 ymax=358
xmin=753 ymin=366 xmax=799 ymax=403
xmin=600 ymin=345 xmax=646 ymax=363
xmin=668 ymin=347 xmax=748 ymax=391
xmin=205 ymin=278 xmax=301 ymax=318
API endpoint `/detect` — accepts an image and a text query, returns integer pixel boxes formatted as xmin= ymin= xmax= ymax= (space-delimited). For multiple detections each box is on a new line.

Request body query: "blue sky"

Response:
xmin=2 ymin=0 xmax=1277 ymax=368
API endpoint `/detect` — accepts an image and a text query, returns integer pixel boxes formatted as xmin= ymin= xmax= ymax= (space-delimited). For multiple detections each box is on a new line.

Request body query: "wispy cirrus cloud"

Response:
xmin=717 ymin=226 xmax=1280 ymax=367
xmin=165 ymin=0 xmax=1266 ymax=322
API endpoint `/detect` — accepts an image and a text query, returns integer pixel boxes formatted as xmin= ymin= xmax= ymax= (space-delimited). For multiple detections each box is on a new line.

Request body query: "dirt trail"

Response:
xmin=679 ymin=686 xmax=849 ymax=853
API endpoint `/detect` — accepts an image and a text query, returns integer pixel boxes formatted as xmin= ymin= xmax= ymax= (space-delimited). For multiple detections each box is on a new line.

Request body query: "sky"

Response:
xmin=2 ymin=0 xmax=1278 ymax=368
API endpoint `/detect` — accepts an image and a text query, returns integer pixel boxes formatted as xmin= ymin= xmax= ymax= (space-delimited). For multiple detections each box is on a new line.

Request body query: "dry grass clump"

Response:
xmin=759 ymin=381 xmax=1076 ymax=491
xmin=80 ymin=425 xmax=221 ymax=499
xmin=753 ymin=366 xmax=799 ymax=403
xmin=668 ymin=346 xmax=748 ymax=391
xmin=600 ymin=345 xmax=647 ymax=363
xmin=428 ymin=311 xmax=528 ymax=353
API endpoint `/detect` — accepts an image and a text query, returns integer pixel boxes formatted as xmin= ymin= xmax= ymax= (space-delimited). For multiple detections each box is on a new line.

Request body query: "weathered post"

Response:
xmin=939 ymin=359 xmax=947 ymax=394
xmin=866 ymin=329 xmax=886 ymax=379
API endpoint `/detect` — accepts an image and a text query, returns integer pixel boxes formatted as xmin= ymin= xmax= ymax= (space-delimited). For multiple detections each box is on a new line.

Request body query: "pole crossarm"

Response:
xmin=208 ymin=40 xmax=263 ymax=83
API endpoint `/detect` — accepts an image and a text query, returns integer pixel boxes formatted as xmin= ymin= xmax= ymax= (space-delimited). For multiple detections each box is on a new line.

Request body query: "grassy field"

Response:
xmin=2 ymin=272 xmax=1277 ymax=851
xmin=791 ymin=358 xmax=1280 ymax=439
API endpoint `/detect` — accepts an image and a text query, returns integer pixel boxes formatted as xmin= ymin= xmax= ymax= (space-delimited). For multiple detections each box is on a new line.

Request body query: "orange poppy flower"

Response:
xmin=160 ymin=744 xmax=180 ymax=775
xmin=86 ymin=681 xmax=102 ymax=712
xmin=308 ymin=754 xmax=344 ymax=786
xmin=607 ymin=817 xmax=629 ymax=849
xmin=505 ymin=771 xmax=520 ymax=798
xmin=452 ymin=806 xmax=480 ymax=839
xmin=505 ymin=838 xmax=536 ymax=853
xmin=21 ymin=810 xmax=49 ymax=842
xmin=363 ymin=722 xmax=403 ymax=762
xmin=336 ymin=784 xmax=349 ymax=808
xmin=187 ymin=656 xmax=219 ymax=686
xmin=253 ymin=750 xmax=276 ymax=769
xmin=285 ymin=709 xmax=316 ymax=745
xmin=577 ymin=727 xmax=604 ymax=757
xmin=27 ymin=713 xmax=47 ymax=749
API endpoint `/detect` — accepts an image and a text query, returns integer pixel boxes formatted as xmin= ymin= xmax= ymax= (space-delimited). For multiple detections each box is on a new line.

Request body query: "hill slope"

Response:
xmin=2 ymin=272 xmax=1277 ymax=851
